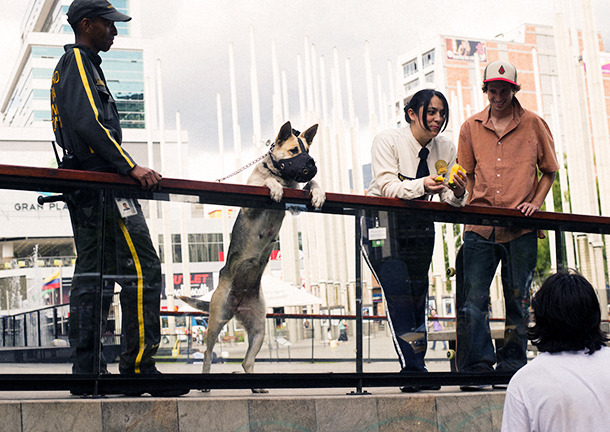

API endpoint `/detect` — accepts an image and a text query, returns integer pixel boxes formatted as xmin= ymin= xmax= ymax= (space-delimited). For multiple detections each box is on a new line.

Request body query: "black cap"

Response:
xmin=67 ymin=0 xmax=132 ymax=26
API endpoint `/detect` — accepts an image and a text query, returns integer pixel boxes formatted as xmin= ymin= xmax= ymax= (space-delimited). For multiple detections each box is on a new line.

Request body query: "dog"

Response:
xmin=179 ymin=121 xmax=325 ymax=392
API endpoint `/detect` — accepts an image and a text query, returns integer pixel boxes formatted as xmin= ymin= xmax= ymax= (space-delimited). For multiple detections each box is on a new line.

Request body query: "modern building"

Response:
xmin=0 ymin=0 xmax=210 ymax=316
xmin=392 ymin=19 xmax=610 ymax=318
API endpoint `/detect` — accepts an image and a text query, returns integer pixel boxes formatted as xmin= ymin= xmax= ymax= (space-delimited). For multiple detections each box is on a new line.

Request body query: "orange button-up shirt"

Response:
xmin=457 ymin=98 xmax=559 ymax=242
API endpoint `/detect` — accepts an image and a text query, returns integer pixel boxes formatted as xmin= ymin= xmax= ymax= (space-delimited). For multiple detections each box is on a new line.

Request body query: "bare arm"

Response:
xmin=517 ymin=172 xmax=556 ymax=217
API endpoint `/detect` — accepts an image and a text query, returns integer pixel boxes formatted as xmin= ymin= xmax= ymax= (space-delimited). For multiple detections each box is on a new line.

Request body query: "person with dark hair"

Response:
xmin=501 ymin=271 xmax=610 ymax=431
xmin=456 ymin=60 xmax=559 ymax=388
xmin=364 ymin=89 xmax=467 ymax=392
xmin=51 ymin=0 xmax=187 ymax=396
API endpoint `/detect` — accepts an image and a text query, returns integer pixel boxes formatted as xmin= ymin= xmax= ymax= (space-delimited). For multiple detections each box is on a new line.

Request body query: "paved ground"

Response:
xmin=0 ymin=332 xmax=485 ymax=400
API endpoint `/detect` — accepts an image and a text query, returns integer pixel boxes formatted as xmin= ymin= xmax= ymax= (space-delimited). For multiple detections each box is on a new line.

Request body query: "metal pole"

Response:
xmin=311 ymin=321 xmax=314 ymax=364
xmin=555 ymin=228 xmax=565 ymax=272
xmin=354 ymin=210 xmax=363 ymax=392
xmin=37 ymin=310 xmax=41 ymax=347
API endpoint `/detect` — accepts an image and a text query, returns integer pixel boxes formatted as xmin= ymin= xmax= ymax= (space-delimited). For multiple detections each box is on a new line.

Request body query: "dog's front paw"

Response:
xmin=311 ymin=188 xmax=326 ymax=209
xmin=264 ymin=179 xmax=284 ymax=202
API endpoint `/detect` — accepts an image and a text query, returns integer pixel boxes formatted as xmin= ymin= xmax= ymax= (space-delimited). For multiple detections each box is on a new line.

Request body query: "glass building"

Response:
xmin=1 ymin=0 xmax=144 ymax=129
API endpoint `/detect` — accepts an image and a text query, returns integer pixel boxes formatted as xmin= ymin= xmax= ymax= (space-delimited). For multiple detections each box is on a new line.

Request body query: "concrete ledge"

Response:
xmin=4 ymin=389 xmax=506 ymax=432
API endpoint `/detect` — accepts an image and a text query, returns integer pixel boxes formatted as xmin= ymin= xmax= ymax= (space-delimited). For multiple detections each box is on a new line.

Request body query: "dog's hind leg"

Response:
xmin=239 ymin=305 xmax=268 ymax=393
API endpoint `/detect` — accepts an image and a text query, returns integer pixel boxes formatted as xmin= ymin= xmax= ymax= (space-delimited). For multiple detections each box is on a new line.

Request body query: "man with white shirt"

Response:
xmin=501 ymin=271 xmax=610 ymax=431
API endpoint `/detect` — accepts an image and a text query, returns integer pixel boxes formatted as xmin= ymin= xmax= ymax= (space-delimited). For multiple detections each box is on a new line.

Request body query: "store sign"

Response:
xmin=162 ymin=272 xmax=214 ymax=298
xmin=13 ymin=201 xmax=68 ymax=211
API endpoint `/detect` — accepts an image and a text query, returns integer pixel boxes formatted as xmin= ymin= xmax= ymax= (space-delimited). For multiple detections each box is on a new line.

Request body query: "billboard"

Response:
xmin=445 ymin=38 xmax=487 ymax=62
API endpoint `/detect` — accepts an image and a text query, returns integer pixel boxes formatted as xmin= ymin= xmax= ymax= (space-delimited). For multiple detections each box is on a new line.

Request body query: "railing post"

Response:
xmin=354 ymin=210 xmax=364 ymax=393
xmin=555 ymin=228 xmax=565 ymax=272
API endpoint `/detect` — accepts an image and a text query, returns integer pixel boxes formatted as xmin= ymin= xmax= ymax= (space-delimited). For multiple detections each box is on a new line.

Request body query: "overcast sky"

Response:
xmin=1 ymin=0 xmax=609 ymax=180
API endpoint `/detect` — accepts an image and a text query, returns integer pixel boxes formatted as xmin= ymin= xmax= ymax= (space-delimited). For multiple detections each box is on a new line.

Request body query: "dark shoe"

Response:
xmin=420 ymin=384 xmax=441 ymax=391
xmin=400 ymin=386 xmax=421 ymax=393
xmin=399 ymin=384 xmax=440 ymax=393
xmin=70 ymin=368 xmax=110 ymax=396
xmin=459 ymin=366 xmax=493 ymax=391
xmin=460 ymin=384 xmax=491 ymax=391
xmin=121 ymin=368 xmax=190 ymax=397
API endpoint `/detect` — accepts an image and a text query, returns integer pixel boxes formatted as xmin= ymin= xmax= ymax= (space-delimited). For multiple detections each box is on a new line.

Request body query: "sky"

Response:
xmin=1 ymin=0 xmax=610 ymax=181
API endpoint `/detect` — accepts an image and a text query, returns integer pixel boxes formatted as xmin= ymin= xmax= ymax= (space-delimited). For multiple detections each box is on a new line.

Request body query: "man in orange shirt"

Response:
xmin=456 ymin=60 xmax=558 ymax=385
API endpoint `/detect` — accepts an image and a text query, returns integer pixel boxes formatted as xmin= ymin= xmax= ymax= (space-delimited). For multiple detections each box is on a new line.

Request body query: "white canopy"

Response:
xmin=187 ymin=275 xmax=323 ymax=308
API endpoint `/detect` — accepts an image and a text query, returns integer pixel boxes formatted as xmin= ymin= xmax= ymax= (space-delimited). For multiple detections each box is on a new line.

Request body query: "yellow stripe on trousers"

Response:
xmin=118 ymin=219 xmax=145 ymax=374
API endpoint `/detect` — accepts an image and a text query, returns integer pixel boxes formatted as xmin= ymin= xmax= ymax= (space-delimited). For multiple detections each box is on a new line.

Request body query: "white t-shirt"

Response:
xmin=501 ymin=346 xmax=610 ymax=432
xmin=366 ymin=126 xmax=467 ymax=206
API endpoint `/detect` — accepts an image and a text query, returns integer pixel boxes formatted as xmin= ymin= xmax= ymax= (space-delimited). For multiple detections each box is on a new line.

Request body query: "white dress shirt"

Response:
xmin=367 ymin=126 xmax=467 ymax=207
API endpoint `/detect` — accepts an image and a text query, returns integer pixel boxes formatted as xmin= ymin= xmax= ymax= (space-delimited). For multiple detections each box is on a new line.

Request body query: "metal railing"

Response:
xmin=1 ymin=163 xmax=609 ymax=394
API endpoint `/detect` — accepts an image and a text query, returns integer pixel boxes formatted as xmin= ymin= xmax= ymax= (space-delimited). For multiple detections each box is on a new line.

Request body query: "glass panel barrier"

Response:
xmin=0 ymin=165 xmax=609 ymax=394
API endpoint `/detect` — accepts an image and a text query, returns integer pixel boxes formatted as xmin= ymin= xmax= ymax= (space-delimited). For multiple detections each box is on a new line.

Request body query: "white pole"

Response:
xmin=387 ymin=59 xmax=395 ymax=125
xmin=532 ymin=47 xmax=557 ymax=271
xmin=229 ymin=42 xmax=243 ymax=182
xmin=303 ymin=36 xmax=314 ymax=117
xmin=176 ymin=111 xmax=191 ymax=298
xmin=281 ymin=70 xmax=290 ymax=122
xmin=364 ymin=41 xmax=378 ymax=140
xmin=217 ymin=93 xmax=231 ymax=273
xmin=346 ymin=58 xmax=364 ymax=195
xmin=297 ymin=54 xmax=306 ymax=127
xmin=156 ymin=59 xmax=175 ymax=323
xmin=144 ymin=76 xmax=159 ymax=253
xmin=250 ymin=26 xmax=262 ymax=154
xmin=311 ymin=44 xmax=321 ymax=121
xmin=580 ymin=0 xmax=609 ymax=318
xmin=550 ymin=77 xmax=576 ymax=269
xmin=271 ymin=39 xmax=283 ymax=132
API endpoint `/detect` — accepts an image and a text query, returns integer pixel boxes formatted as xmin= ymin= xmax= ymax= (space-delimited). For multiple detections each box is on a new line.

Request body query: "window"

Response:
xmin=189 ymin=233 xmax=224 ymax=263
xmin=158 ymin=234 xmax=183 ymax=263
xmin=31 ymin=46 xmax=64 ymax=59
xmin=402 ymin=59 xmax=418 ymax=78
xmin=32 ymin=68 xmax=54 ymax=79
xmin=425 ymin=71 xmax=435 ymax=83
xmin=99 ymin=49 xmax=144 ymax=129
xmin=404 ymin=79 xmax=419 ymax=92
xmin=422 ymin=49 xmax=435 ymax=69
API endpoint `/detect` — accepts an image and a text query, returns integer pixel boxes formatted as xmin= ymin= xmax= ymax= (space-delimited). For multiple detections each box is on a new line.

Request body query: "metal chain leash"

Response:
xmin=215 ymin=142 xmax=275 ymax=182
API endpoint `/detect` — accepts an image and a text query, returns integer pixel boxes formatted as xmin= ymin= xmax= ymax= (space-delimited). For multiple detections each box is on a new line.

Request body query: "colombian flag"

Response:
xmin=43 ymin=271 xmax=61 ymax=290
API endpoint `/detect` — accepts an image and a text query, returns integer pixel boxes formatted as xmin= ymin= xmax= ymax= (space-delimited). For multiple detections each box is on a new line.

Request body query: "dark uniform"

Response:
xmin=51 ymin=43 xmax=162 ymax=374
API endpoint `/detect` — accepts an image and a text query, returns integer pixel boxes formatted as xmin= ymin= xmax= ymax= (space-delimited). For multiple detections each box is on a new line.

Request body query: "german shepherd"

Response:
xmin=179 ymin=121 xmax=325 ymax=392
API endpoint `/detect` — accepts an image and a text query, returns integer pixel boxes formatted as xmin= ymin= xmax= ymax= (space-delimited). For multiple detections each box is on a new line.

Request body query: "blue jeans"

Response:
xmin=362 ymin=210 xmax=434 ymax=372
xmin=457 ymin=230 xmax=537 ymax=372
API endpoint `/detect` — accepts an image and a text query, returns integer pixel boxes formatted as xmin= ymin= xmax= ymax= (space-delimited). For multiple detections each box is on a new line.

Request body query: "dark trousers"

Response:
xmin=457 ymin=230 xmax=537 ymax=372
xmin=67 ymin=190 xmax=162 ymax=374
xmin=362 ymin=210 xmax=434 ymax=372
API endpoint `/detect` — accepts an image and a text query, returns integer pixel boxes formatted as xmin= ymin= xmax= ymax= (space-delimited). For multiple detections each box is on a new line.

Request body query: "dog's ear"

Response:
xmin=302 ymin=124 xmax=319 ymax=145
xmin=276 ymin=121 xmax=293 ymax=146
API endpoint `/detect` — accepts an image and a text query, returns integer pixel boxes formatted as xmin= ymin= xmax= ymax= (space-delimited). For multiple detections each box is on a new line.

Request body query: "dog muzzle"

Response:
xmin=271 ymin=135 xmax=318 ymax=183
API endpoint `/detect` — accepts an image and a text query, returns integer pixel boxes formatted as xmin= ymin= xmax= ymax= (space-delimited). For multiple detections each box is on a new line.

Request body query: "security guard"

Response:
xmin=51 ymin=0 xmax=185 ymax=396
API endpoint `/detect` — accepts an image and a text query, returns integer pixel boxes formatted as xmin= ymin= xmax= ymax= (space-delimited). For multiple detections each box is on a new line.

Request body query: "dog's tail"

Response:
xmin=177 ymin=295 xmax=210 ymax=312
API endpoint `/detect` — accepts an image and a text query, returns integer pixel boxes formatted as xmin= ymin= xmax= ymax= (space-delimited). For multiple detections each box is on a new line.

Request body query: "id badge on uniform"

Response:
xmin=368 ymin=226 xmax=387 ymax=247
xmin=115 ymin=198 xmax=137 ymax=218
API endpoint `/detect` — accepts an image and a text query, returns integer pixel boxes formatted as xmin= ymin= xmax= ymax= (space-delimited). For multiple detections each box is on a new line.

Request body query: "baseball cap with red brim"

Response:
xmin=483 ymin=60 xmax=518 ymax=86
xmin=67 ymin=0 xmax=132 ymax=25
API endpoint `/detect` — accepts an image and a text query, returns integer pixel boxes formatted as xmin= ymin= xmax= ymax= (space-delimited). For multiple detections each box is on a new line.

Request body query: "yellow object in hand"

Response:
xmin=448 ymin=164 xmax=466 ymax=186
xmin=435 ymin=176 xmax=445 ymax=182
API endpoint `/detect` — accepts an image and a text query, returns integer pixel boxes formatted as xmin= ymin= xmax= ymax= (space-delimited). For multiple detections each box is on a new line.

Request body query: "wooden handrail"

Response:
xmin=1 ymin=163 xmax=609 ymax=234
